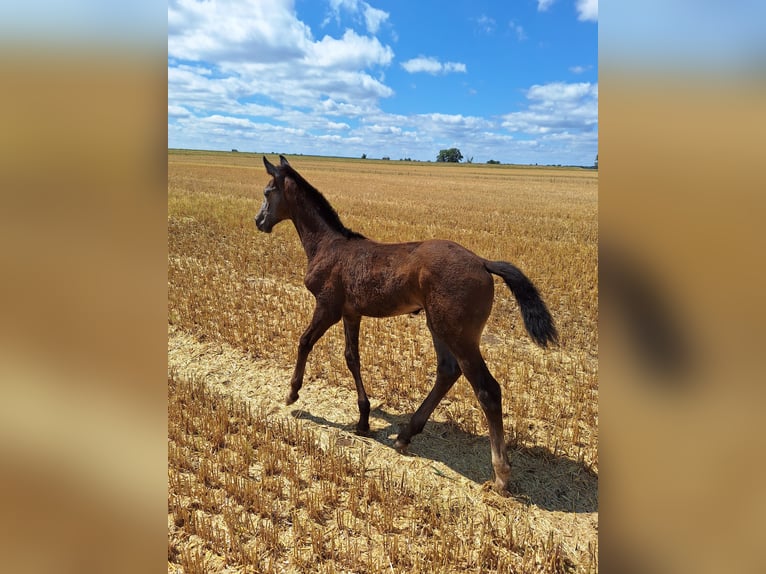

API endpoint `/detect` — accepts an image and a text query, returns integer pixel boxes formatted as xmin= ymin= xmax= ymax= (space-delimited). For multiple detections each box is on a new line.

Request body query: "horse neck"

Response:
xmin=288 ymin=192 xmax=340 ymax=261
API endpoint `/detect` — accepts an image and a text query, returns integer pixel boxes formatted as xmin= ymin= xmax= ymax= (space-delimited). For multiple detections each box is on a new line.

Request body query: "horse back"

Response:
xmin=323 ymin=238 xmax=491 ymax=318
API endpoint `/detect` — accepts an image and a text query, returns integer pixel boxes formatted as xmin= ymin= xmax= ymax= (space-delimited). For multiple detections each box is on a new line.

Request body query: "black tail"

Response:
xmin=484 ymin=260 xmax=558 ymax=348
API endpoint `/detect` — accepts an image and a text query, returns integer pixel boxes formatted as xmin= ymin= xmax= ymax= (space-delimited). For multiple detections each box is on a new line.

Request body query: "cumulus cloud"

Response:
xmin=167 ymin=0 xmax=596 ymax=165
xmin=310 ymin=29 xmax=393 ymax=69
xmin=368 ymin=124 xmax=402 ymax=135
xmin=168 ymin=0 xmax=395 ymax=119
xmin=388 ymin=113 xmax=493 ymax=151
xmin=326 ymin=121 xmax=350 ymax=131
xmin=169 ymin=0 xmax=393 ymax=70
xmin=537 ymin=0 xmax=596 ymax=21
xmin=202 ymin=114 xmax=256 ymax=128
xmin=527 ymin=81 xmax=596 ymax=102
xmin=423 ymin=113 xmax=487 ymax=128
xmin=168 ymin=105 xmax=191 ymax=118
xmin=363 ymin=5 xmax=389 ymax=34
xmin=401 ymin=56 xmax=467 ymax=75
xmin=168 ymin=64 xmax=247 ymax=112
xmin=326 ymin=0 xmax=390 ymax=34
xmin=168 ymin=0 xmax=310 ymax=63
xmin=576 ymin=0 xmax=598 ymax=22
xmin=502 ymin=81 xmax=598 ymax=135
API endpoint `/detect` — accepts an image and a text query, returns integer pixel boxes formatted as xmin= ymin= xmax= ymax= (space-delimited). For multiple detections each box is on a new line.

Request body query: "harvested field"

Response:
xmin=168 ymin=150 xmax=598 ymax=572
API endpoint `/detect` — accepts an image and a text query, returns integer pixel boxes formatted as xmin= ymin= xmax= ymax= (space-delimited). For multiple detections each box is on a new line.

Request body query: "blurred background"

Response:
xmin=0 ymin=2 xmax=166 ymax=572
xmin=1 ymin=1 xmax=765 ymax=571
xmin=600 ymin=1 xmax=766 ymax=572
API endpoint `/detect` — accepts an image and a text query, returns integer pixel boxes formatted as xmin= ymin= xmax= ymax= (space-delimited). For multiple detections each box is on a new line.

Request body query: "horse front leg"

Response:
xmin=342 ymin=314 xmax=370 ymax=435
xmin=287 ymin=303 xmax=341 ymax=405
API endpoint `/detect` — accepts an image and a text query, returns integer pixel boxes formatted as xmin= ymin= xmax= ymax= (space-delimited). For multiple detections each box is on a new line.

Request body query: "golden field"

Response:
xmin=168 ymin=150 xmax=598 ymax=572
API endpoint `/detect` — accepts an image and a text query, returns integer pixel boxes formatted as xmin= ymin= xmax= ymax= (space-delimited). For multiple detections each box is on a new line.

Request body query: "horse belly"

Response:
xmin=357 ymin=299 xmax=422 ymax=318
xmin=344 ymin=271 xmax=422 ymax=318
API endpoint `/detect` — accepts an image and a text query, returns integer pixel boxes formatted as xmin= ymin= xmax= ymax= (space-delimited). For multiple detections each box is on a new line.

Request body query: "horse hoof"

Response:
xmin=491 ymin=475 xmax=512 ymax=496
xmin=285 ymin=393 xmax=299 ymax=405
xmin=493 ymin=483 xmax=511 ymax=497
xmin=393 ymin=439 xmax=409 ymax=454
xmin=481 ymin=480 xmax=511 ymax=497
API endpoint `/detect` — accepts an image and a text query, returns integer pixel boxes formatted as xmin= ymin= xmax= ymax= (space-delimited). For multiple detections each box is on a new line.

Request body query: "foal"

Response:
xmin=255 ymin=156 xmax=557 ymax=493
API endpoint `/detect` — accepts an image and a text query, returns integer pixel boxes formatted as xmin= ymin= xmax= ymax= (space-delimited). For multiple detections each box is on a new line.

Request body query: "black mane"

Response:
xmin=283 ymin=165 xmax=365 ymax=240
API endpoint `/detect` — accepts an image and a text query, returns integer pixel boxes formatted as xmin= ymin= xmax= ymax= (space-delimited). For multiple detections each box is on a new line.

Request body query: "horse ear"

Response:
xmin=263 ymin=156 xmax=278 ymax=177
xmin=279 ymin=155 xmax=290 ymax=167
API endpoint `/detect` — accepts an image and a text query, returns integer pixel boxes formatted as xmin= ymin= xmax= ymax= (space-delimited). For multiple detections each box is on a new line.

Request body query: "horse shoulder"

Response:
xmin=303 ymin=245 xmax=346 ymax=298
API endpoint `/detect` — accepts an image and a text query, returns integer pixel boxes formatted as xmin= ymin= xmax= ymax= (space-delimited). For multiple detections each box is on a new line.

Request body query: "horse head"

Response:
xmin=255 ymin=155 xmax=292 ymax=233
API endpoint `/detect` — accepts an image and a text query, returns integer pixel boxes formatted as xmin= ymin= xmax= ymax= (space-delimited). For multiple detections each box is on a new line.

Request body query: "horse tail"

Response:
xmin=484 ymin=260 xmax=558 ymax=348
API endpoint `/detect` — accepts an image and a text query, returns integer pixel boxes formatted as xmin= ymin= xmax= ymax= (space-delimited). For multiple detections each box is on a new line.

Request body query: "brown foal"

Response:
xmin=255 ymin=156 xmax=557 ymax=493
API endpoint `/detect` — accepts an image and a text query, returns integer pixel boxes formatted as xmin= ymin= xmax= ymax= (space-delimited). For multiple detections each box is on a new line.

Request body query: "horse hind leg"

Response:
xmin=343 ymin=315 xmax=370 ymax=435
xmin=456 ymin=347 xmax=512 ymax=494
xmin=394 ymin=334 xmax=461 ymax=452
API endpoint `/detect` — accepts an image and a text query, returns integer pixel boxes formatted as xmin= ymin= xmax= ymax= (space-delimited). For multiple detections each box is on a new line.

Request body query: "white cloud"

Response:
xmin=401 ymin=56 xmax=467 ymax=75
xmin=310 ymin=29 xmax=393 ymax=69
xmin=527 ymin=81 xmax=595 ymax=102
xmin=509 ymin=20 xmax=527 ymax=42
xmin=319 ymin=98 xmax=369 ymax=117
xmin=537 ymin=0 xmax=596 ymax=21
xmin=326 ymin=0 xmax=390 ymax=35
xmin=475 ymin=15 xmax=496 ymax=35
xmin=443 ymin=62 xmax=467 ymax=73
xmin=168 ymin=0 xmax=310 ymax=63
xmin=168 ymin=64 xmax=246 ymax=112
xmin=424 ymin=113 xmax=486 ymax=127
xmin=169 ymin=87 xmax=596 ymax=164
xmin=328 ymin=0 xmax=358 ymax=13
xmin=169 ymin=0 xmax=393 ymax=70
xmin=368 ymin=124 xmax=402 ymax=135
xmin=569 ymin=64 xmax=592 ymax=74
xmin=327 ymin=121 xmax=350 ymax=130
xmin=363 ymin=5 xmax=389 ymax=34
xmin=401 ymin=56 xmax=441 ymax=74
xmin=202 ymin=114 xmax=256 ymax=129
xmin=168 ymin=105 xmax=191 ymax=118
xmin=392 ymin=113 xmax=493 ymax=150
xmin=576 ymin=0 xmax=598 ymax=22
xmin=168 ymin=0 xmax=395 ymax=119
xmin=502 ymin=81 xmax=598 ymax=135
xmin=537 ymin=0 xmax=555 ymax=11
xmin=167 ymin=1 xmax=596 ymax=165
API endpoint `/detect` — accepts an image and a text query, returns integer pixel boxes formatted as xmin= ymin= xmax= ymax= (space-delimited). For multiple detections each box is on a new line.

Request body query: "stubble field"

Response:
xmin=168 ymin=150 xmax=598 ymax=572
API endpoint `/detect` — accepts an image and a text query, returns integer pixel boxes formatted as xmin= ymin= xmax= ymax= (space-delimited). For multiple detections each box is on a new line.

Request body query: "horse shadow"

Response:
xmin=291 ymin=406 xmax=598 ymax=514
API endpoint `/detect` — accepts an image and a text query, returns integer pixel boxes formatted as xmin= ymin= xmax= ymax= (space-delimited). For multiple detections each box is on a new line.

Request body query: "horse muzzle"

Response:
xmin=255 ymin=213 xmax=273 ymax=233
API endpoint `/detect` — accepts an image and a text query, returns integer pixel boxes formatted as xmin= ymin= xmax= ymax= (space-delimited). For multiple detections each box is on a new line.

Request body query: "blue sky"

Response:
xmin=168 ymin=0 xmax=598 ymax=165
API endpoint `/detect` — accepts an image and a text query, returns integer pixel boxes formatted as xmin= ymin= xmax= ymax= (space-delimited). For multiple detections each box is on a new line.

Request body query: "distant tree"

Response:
xmin=381 ymin=156 xmax=390 ymax=160
xmin=594 ymin=154 xmax=598 ymax=169
xmin=487 ymin=159 xmax=500 ymax=165
xmin=436 ymin=148 xmax=463 ymax=163
xmin=361 ymin=153 xmax=367 ymax=159
xmin=231 ymin=149 xmax=239 ymax=153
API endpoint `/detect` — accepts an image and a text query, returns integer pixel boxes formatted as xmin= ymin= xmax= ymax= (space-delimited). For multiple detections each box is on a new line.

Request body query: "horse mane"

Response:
xmin=283 ymin=165 xmax=365 ymax=240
